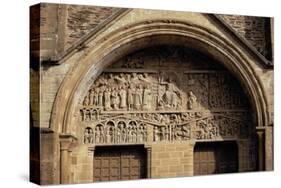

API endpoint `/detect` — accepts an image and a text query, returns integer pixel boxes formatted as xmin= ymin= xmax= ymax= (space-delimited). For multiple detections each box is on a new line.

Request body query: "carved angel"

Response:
xmin=114 ymin=73 xmax=127 ymax=85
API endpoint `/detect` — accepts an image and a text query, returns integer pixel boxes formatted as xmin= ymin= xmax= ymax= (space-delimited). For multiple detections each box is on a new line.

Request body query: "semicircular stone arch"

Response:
xmin=52 ymin=21 xmax=269 ymax=135
xmin=52 ymin=20 xmax=270 ymax=183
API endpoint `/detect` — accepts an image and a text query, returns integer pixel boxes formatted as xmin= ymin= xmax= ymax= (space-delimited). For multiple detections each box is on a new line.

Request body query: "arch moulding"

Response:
xmin=50 ymin=19 xmax=269 ymax=135
xmin=49 ymin=19 xmax=271 ymax=182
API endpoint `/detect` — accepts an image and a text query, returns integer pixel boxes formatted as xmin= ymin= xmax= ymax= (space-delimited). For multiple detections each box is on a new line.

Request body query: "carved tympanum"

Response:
xmin=79 ymin=46 xmax=253 ymax=145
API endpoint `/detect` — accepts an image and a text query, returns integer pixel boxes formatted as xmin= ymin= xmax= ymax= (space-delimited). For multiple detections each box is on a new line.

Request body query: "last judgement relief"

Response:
xmin=80 ymin=46 xmax=253 ymax=146
xmin=30 ymin=3 xmax=273 ymax=185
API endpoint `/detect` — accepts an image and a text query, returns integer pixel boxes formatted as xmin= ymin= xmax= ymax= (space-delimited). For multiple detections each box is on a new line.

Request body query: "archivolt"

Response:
xmin=50 ymin=19 xmax=269 ymax=134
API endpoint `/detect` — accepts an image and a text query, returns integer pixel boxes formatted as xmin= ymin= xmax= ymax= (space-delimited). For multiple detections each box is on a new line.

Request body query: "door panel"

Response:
xmin=194 ymin=142 xmax=238 ymax=175
xmin=94 ymin=146 xmax=146 ymax=182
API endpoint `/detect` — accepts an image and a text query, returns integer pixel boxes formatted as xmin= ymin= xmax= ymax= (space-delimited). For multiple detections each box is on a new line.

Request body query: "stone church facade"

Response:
xmin=30 ymin=3 xmax=274 ymax=185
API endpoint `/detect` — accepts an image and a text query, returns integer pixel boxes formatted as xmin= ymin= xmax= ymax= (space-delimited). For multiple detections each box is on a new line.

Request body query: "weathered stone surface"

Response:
xmin=65 ymin=5 xmax=120 ymax=50
xmin=220 ymin=15 xmax=272 ymax=60
xmin=30 ymin=3 xmax=273 ymax=185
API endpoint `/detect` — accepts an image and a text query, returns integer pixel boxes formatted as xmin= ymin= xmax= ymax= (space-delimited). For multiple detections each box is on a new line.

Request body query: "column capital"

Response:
xmin=59 ymin=133 xmax=78 ymax=151
xmin=88 ymin=146 xmax=96 ymax=155
xmin=144 ymin=144 xmax=152 ymax=150
xmin=88 ymin=146 xmax=95 ymax=151
xmin=256 ymin=126 xmax=266 ymax=132
xmin=189 ymin=140 xmax=196 ymax=147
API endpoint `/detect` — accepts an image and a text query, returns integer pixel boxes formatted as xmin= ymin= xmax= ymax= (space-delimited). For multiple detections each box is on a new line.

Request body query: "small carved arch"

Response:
xmin=105 ymin=121 xmax=115 ymax=143
xmin=138 ymin=122 xmax=148 ymax=142
xmin=95 ymin=124 xmax=105 ymax=144
xmin=84 ymin=127 xmax=94 ymax=144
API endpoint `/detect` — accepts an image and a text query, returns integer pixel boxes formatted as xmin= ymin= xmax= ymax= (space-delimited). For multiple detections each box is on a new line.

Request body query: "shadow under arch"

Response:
xmin=50 ymin=20 xmax=269 ymax=178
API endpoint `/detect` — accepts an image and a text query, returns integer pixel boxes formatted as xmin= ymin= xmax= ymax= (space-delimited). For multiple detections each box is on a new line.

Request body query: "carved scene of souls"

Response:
xmin=83 ymin=120 xmax=147 ymax=144
xmin=195 ymin=115 xmax=246 ymax=140
xmin=186 ymin=72 xmax=249 ymax=110
xmin=153 ymin=124 xmax=190 ymax=142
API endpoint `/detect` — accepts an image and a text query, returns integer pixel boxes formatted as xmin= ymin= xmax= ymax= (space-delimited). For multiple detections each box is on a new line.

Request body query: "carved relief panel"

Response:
xmin=78 ymin=46 xmax=253 ymax=145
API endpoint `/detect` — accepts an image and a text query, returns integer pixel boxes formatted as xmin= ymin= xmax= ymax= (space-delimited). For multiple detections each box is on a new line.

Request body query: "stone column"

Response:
xmin=265 ymin=125 xmax=273 ymax=171
xmin=145 ymin=145 xmax=152 ymax=178
xmin=256 ymin=129 xmax=265 ymax=171
xmin=88 ymin=146 xmax=95 ymax=181
xmin=237 ymin=140 xmax=250 ymax=172
xmin=59 ymin=134 xmax=77 ymax=184
xmin=189 ymin=141 xmax=196 ymax=176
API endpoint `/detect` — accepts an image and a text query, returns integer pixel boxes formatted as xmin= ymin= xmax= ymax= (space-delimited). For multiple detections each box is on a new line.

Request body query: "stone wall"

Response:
xmin=39 ymin=130 xmax=60 ymax=185
xmin=220 ymin=15 xmax=272 ymax=59
xmin=30 ymin=4 xmax=59 ymax=59
xmin=71 ymin=145 xmax=94 ymax=183
xmin=40 ymin=64 xmax=70 ymax=128
xmin=151 ymin=143 xmax=194 ymax=178
xmin=30 ymin=3 xmax=120 ymax=60
xmin=30 ymin=69 xmax=39 ymax=128
xmin=65 ymin=5 xmax=120 ymax=50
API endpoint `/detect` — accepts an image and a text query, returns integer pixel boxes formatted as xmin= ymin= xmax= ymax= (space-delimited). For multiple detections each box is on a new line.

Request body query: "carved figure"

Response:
xmin=187 ymin=91 xmax=197 ymax=109
xmin=85 ymin=109 xmax=91 ymax=121
xmin=164 ymin=126 xmax=170 ymax=141
xmin=89 ymin=89 xmax=95 ymax=106
xmin=104 ymin=88 xmax=112 ymax=111
xmin=160 ymin=126 xmax=166 ymax=141
xmin=130 ymin=73 xmax=140 ymax=85
xmin=127 ymin=126 xmax=132 ymax=143
xmin=115 ymin=126 xmax=121 ymax=143
xmin=131 ymin=127 xmax=137 ymax=143
xmin=106 ymin=126 xmax=114 ymax=143
xmin=127 ymin=84 xmax=134 ymax=110
xmin=118 ymin=121 xmax=127 ymax=142
xmin=138 ymin=73 xmax=151 ymax=84
xmin=119 ymin=86 xmax=127 ymax=109
xmin=158 ymin=78 xmax=182 ymax=110
xmin=94 ymin=89 xmax=99 ymax=106
xmin=153 ymin=126 xmax=160 ymax=141
xmin=111 ymin=88 xmax=119 ymax=110
xmin=138 ymin=125 xmax=146 ymax=142
xmin=115 ymin=73 xmax=127 ymax=85
xmin=81 ymin=108 xmax=87 ymax=121
xmin=143 ymin=85 xmax=152 ymax=110
xmin=98 ymin=90 xmax=103 ymax=107
xmin=83 ymin=95 xmax=89 ymax=106
xmin=107 ymin=73 xmax=115 ymax=85
xmin=163 ymin=84 xmax=173 ymax=108
xmin=181 ymin=125 xmax=190 ymax=139
xmin=84 ymin=127 xmax=94 ymax=144
xmin=134 ymin=85 xmax=143 ymax=110
xmin=95 ymin=126 xmax=104 ymax=143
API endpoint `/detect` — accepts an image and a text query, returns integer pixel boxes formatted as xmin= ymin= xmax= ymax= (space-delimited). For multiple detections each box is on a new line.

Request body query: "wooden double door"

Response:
xmin=94 ymin=145 xmax=147 ymax=182
xmin=194 ymin=141 xmax=238 ymax=175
